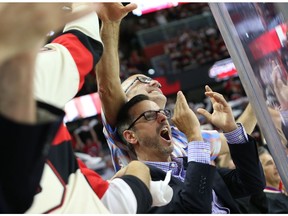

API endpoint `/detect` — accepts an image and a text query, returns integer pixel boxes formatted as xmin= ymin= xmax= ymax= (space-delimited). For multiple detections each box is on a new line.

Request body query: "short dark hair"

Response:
xmin=116 ymin=94 xmax=150 ymax=150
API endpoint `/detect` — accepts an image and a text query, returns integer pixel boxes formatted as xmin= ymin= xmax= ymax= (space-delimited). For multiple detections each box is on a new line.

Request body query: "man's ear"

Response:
xmin=123 ymin=130 xmax=137 ymax=145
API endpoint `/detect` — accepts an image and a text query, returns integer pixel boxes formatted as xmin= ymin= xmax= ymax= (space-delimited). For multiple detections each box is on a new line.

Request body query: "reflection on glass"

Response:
xmin=210 ymin=2 xmax=288 ymax=191
xmin=225 ymin=3 xmax=288 ymax=151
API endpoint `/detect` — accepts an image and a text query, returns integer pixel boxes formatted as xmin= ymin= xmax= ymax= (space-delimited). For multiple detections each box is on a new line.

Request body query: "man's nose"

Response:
xmin=149 ymin=80 xmax=162 ymax=88
xmin=156 ymin=112 xmax=167 ymax=123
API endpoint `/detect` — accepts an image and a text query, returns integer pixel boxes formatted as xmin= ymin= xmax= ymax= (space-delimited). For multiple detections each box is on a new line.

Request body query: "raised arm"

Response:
xmin=207 ymin=85 xmax=257 ymax=155
xmin=0 ymin=3 xmax=93 ymax=66
xmin=236 ymin=103 xmax=257 ymax=134
xmin=197 ymin=85 xmax=265 ymax=196
xmin=168 ymin=91 xmax=214 ymax=213
xmin=0 ymin=3 xmax=91 ymax=212
xmin=0 ymin=3 xmax=94 ymax=121
xmin=95 ymin=3 xmax=137 ymax=127
xmin=34 ymin=3 xmax=103 ymax=108
xmin=0 ymin=52 xmax=37 ymax=124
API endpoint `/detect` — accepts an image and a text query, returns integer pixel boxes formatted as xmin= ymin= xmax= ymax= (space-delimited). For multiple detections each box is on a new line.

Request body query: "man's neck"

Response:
xmin=137 ymin=153 xmax=171 ymax=162
xmin=266 ymin=182 xmax=280 ymax=190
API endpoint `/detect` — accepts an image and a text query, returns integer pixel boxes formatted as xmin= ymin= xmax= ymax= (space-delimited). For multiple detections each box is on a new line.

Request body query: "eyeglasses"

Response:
xmin=127 ymin=109 xmax=171 ymax=130
xmin=124 ymin=76 xmax=153 ymax=93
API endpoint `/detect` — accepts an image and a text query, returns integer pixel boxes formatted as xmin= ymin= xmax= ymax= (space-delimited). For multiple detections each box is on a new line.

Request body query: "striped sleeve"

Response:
xmin=34 ymin=11 xmax=103 ymax=109
xmin=51 ymin=30 xmax=103 ymax=91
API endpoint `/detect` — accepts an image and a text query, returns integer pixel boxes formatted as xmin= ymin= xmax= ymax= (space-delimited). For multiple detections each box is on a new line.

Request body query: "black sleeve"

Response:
xmin=120 ymin=175 xmax=152 ymax=213
xmin=266 ymin=193 xmax=288 ymax=213
xmin=0 ymin=102 xmax=64 ymax=213
xmin=235 ymin=191 xmax=268 ymax=213
xmin=219 ymin=135 xmax=266 ymax=198
xmin=178 ymin=161 xmax=215 ymax=213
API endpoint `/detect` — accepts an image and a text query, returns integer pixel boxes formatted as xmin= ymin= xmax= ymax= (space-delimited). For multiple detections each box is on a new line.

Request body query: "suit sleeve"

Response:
xmin=218 ymin=135 xmax=266 ymax=198
xmin=148 ymin=163 xmax=215 ymax=213
xmin=34 ymin=12 xmax=103 ymax=109
xmin=176 ymin=162 xmax=215 ymax=213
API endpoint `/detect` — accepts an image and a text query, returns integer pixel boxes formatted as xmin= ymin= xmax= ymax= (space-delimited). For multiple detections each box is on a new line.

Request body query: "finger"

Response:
xmin=121 ymin=3 xmax=138 ymax=13
xmin=205 ymin=91 xmax=217 ymax=104
xmin=205 ymin=85 xmax=216 ymax=103
xmin=197 ymin=108 xmax=212 ymax=122
xmin=177 ymin=91 xmax=189 ymax=107
xmin=174 ymin=91 xmax=182 ymax=113
xmin=211 ymin=92 xmax=229 ymax=107
xmin=205 ymin=91 xmax=228 ymax=107
xmin=205 ymin=85 xmax=213 ymax=92
xmin=174 ymin=91 xmax=186 ymax=118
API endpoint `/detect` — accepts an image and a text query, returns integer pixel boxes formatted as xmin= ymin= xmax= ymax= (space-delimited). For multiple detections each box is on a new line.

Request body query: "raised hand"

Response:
xmin=271 ymin=62 xmax=288 ymax=110
xmin=197 ymin=85 xmax=237 ymax=133
xmin=94 ymin=3 xmax=137 ymax=23
xmin=0 ymin=3 xmax=95 ymax=63
xmin=171 ymin=91 xmax=202 ymax=141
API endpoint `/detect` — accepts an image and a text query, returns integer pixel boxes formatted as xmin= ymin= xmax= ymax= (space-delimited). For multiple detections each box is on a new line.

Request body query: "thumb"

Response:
xmin=205 ymin=85 xmax=213 ymax=92
xmin=197 ymin=108 xmax=212 ymax=122
xmin=122 ymin=3 xmax=137 ymax=13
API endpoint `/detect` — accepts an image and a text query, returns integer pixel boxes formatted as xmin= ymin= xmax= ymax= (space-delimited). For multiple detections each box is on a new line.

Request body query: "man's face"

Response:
xmin=122 ymin=74 xmax=167 ymax=109
xmin=128 ymin=100 xmax=173 ymax=161
xmin=259 ymin=153 xmax=281 ymax=187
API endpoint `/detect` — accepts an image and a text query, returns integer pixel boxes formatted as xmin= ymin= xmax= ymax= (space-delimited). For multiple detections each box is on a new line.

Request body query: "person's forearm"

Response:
xmin=0 ymin=52 xmax=37 ymax=123
xmin=236 ymin=103 xmax=257 ymax=134
xmin=219 ymin=134 xmax=230 ymax=155
xmin=96 ymin=21 xmax=126 ymax=127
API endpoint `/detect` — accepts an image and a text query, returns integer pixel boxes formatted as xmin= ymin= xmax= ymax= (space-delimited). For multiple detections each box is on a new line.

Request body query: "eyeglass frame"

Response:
xmin=126 ymin=109 xmax=171 ymax=130
xmin=124 ymin=76 xmax=153 ymax=93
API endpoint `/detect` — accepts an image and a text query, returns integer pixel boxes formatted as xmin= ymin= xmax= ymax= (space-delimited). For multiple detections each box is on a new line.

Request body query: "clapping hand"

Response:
xmin=197 ymin=85 xmax=237 ymax=133
xmin=172 ymin=91 xmax=202 ymax=142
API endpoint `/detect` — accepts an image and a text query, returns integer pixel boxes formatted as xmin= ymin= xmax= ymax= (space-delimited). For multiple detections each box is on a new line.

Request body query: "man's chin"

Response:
xmin=161 ymin=146 xmax=174 ymax=155
xmin=150 ymin=95 xmax=166 ymax=108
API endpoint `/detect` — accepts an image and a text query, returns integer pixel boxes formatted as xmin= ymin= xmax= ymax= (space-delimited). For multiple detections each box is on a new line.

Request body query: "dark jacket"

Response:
xmin=147 ymin=135 xmax=266 ymax=213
